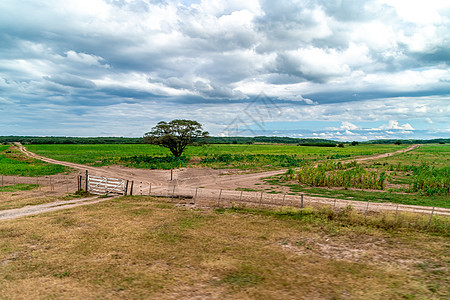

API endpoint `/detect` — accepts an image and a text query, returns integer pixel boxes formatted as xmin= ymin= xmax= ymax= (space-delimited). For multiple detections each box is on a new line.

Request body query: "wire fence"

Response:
xmin=0 ymin=174 xmax=79 ymax=193
xmin=126 ymin=180 xmax=450 ymax=218
xmin=1 ymin=174 xmax=448 ymax=219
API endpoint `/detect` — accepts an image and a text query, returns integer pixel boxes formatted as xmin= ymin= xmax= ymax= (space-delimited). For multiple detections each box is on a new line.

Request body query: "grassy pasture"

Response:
xmin=270 ymin=144 xmax=450 ymax=208
xmin=366 ymin=144 xmax=450 ymax=168
xmin=0 ymin=184 xmax=37 ymax=193
xmin=0 ymin=145 xmax=70 ymax=176
xmin=0 ymin=196 xmax=448 ymax=299
xmin=361 ymin=144 xmax=449 ymax=196
xmin=26 ymin=143 xmax=407 ymax=170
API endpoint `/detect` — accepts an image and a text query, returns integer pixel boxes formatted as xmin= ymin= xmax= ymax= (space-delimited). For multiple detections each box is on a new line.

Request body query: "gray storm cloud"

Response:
xmin=0 ymin=0 xmax=449 ymax=138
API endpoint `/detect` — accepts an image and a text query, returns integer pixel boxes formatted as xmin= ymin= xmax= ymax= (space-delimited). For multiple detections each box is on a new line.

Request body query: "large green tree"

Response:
xmin=144 ymin=119 xmax=209 ymax=157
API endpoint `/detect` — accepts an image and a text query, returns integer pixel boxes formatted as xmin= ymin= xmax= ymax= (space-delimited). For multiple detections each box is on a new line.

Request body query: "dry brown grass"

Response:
xmin=0 ymin=196 xmax=448 ymax=299
xmin=0 ymin=191 xmax=62 ymax=211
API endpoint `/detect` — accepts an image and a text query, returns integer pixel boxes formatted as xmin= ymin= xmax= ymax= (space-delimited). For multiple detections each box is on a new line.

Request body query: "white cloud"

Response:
xmin=65 ymin=51 xmax=110 ymax=68
xmin=342 ymin=122 xmax=359 ymax=130
xmin=327 ymin=121 xmax=359 ymax=131
xmin=276 ymin=47 xmax=352 ymax=81
xmin=0 ymin=0 xmax=449 ymax=137
xmin=381 ymin=0 xmax=449 ymax=25
xmin=344 ymin=130 xmax=355 ymax=135
xmin=378 ymin=120 xmax=415 ymax=130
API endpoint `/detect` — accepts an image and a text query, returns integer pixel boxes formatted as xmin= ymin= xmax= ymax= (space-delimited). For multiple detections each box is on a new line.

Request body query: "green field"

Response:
xmin=0 ymin=146 xmax=70 ymax=177
xmin=361 ymin=144 xmax=449 ymax=196
xmin=268 ymin=144 xmax=450 ymax=208
xmin=26 ymin=143 xmax=407 ymax=170
xmin=3 ymin=143 xmax=448 ymax=208
xmin=364 ymin=144 xmax=450 ymax=168
xmin=0 ymin=184 xmax=38 ymax=193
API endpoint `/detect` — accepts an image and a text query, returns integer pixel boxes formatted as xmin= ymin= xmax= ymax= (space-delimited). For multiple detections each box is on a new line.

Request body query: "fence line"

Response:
xmin=1 ymin=174 xmax=448 ymax=218
xmin=0 ymin=174 xmax=79 ymax=193
xmin=123 ymin=181 xmax=449 ymax=217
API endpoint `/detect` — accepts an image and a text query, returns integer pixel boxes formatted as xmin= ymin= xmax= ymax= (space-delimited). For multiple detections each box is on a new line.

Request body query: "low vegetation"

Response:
xmin=0 ymin=196 xmax=448 ymax=299
xmin=288 ymin=160 xmax=448 ymax=196
xmin=0 ymin=184 xmax=38 ymax=193
xmin=292 ymin=161 xmax=387 ymax=190
xmin=408 ymin=164 xmax=449 ymax=196
xmin=0 ymin=145 xmax=70 ymax=176
xmin=200 ymin=154 xmax=307 ymax=170
xmin=118 ymin=155 xmax=188 ymax=169
xmin=272 ymin=144 xmax=450 ymax=208
xmin=26 ymin=143 xmax=406 ymax=170
xmin=298 ymin=142 xmax=338 ymax=147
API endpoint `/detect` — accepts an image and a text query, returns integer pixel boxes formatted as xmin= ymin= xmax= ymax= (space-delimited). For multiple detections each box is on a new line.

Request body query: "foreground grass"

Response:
xmin=0 ymin=190 xmax=96 ymax=211
xmin=0 ymin=196 xmax=448 ymax=299
xmin=26 ymin=144 xmax=406 ymax=170
xmin=0 ymin=192 xmax=63 ymax=211
xmin=0 ymin=145 xmax=70 ymax=176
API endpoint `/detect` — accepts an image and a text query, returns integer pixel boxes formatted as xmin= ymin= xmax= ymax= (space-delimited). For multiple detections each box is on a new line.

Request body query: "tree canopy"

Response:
xmin=143 ymin=119 xmax=209 ymax=157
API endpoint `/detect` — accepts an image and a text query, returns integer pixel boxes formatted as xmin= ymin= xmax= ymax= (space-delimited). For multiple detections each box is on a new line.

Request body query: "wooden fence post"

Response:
xmin=130 ymin=181 xmax=134 ymax=196
xmin=365 ymin=200 xmax=370 ymax=219
xmin=149 ymin=182 xmax=152 ymax=194
xmin=217 ymin=189 xmax=223 ymax=207
xmin=193 ymin=187 xmax=198 ymax=205
xmin=301 ymin=194 xmax=304 ymax=209
xmin=259 ymin=192 xmax=263 ymax=208
xmin=125 ymin=180 xmax=129 ymax=195
xmin=171 ymin=185 xmax=176 ymax=200
xmin=426 ymin=207 xmax=435 ymax=231
xmin=85 ymin=170 xmax=89 ymax=191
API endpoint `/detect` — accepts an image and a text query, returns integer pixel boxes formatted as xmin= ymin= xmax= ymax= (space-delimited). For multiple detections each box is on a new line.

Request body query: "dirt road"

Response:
xmin=9 ymin=143 xmax=450 ymax=218
xmin=16 ymin=142 xmax=420 ymax=190
xmin=0 ymin=196 xmax=117 ymax=221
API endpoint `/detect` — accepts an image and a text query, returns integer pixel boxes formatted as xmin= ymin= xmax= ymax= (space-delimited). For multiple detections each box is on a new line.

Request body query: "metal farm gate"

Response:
xmin=87 ymin=175 xmax=127 ymax=195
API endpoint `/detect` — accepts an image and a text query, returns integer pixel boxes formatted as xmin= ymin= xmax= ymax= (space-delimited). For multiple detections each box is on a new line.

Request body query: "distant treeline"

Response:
xmin=0 ymin=136 xmax=447 ymax=145
xmin=205 ymin=136 xmax=336 ymax=145
xmin=366 ymin=139 xmax=449 ymax=144
xmin=0 ymin=136 xmax=143 ymax=144
xmin=0 ymin=136 xmax=338 ymax=145
xmin=298 ymin=142 xmax=338 ymax=147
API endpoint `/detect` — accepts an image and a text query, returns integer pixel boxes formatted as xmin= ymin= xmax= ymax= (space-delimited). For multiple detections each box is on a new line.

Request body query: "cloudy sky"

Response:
xmin=1 ymin=0 xmax=449 ymax=140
